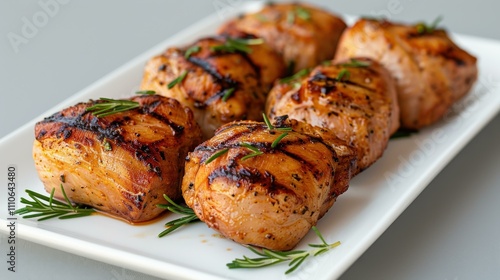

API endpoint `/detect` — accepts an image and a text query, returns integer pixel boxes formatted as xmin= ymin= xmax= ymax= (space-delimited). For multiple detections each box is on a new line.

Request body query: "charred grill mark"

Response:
xmin=186 ymin=56 xmax=242 ymax=105
xmin=138 ymin=97 xmax=186 ymax=136
xmin=309 ymin=71 xmax=376 ymax=93
xmin=187 ymin=56 xmax=238 ymax=88
xmin=35 ymin=100 xmax=182 ymax=177
xmin=38 ymin=109 xmax=126 ymax=143
xmin=207 ymin=165 xmax=294 ymax=197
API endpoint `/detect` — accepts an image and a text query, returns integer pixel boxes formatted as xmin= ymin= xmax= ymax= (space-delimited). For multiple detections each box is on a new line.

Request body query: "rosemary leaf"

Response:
xmin=204 ymin=148 xmax=229 ymax=164
xmin=340 ymin=59 xmax=372 ymax=68
xmin=262 ymin=113 xmax=275 ymax=130
xmin=287 ymin=10 xmax=295 ymax=24
xmin=184 ymin=45 xmax=201 ymax=59
xmin=157 ymin=194 xmax=199 ymax=237
xmin=271 ymin=132 xmax=288 ymax=148
xmin=211 ymin=38 xmax=264 ymax=54
xmin=15 ymin=185 xmax=95 ymax=220
xmin=135 ymin=90 xmax=156 ymax=95
xmin=167 ymin=70 xmax=188 ymax=89
xmin=337 ymin=68 xmax=351 ymax=81
xmin=221 ymin=88 xmax=236 ymax=102
xmin=416 ymin=16 xmax=443 ymax=34
xmin=295 ymin=7 xmax=311 ymax=21
xmin=280 ymin=68 xmax=310 ymax=84
xmin=240 ymin=143 xmax=263 ymax=161
xmin=86 ymin=98 xmax=140 ymax=117
xmin=227 ymin=226 xmax=340 ymax=274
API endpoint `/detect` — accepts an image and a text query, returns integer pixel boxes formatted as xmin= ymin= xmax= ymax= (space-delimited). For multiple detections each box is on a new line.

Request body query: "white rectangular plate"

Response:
xmin=1 ymin=2 xmax=500 ymax=280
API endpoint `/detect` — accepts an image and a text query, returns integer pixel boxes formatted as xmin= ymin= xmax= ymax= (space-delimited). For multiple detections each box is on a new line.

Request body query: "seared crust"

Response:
xmin=182 ymin=118 xmax=356 ymax=250
xmin=140 ymin=36 xmax=285 ymax=139
xmin=219 ymin=2 xmax=347 ymax=72
xmin=335 ymin=19 xmax=478 ymax=129
xmin=266 ymin=58 xmax=399 ymax=173
xmin=33 ymin=95 xmax=202 ymax=223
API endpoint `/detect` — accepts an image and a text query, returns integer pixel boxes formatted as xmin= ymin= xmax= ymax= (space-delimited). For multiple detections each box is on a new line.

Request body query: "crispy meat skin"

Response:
xmin=140 ymin=36 xmax=285 ymax=140
xmin=335 ymin=19 xmax=478 ymax=129
xmin=33 ymin=95 xmax=202 ymax=223
xmin=182 ymin=119 xmax=356 ymax=250
xmin=218 ymin=2 xmax=347 ymax=72
xmin=266 ymin=58 xmax=399 ymax=173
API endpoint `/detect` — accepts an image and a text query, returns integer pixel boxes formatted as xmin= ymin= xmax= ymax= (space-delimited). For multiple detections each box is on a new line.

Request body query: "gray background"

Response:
xmin=1 ymin=0 xmax=499 ymax=279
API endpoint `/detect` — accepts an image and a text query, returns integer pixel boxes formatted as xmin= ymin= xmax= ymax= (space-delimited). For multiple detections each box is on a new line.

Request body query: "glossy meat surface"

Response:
xmin=219 ymin=2 xmax=347 ymax=72
xmin=182 ymin=118 xmax=356 ymax=250
xmin=267 ymin=58 xmax=399 ymax=172
xmin=140 ymin=36 xmax=285 ymax=139
xmin=335 ymin=19 xmax=478 ymax=129
xmin=33 ymin=95 xmax=202 ymax=223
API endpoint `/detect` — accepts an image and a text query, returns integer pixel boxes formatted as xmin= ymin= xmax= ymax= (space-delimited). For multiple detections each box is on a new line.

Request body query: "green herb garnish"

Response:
xmin=184 ymin=45 xmax=201 ymax=59
xmin=262 ymin=113 xmax=292 ymax=132
xmin=280 ymin=68 xmax=310 ymax=84
xmin=271 ymin=132 xmax=288 ymax=148
xmin=287 ymin=10 xmax=295 ymax=24
xmin=86 ymin=98 xmax=140 ymax=117
xmin=15 ymin=185 xmax=95 ymax=220
xmin=205 ymin=148 xmax=229 ymax=164
xmin=240 ymin=143 xmax=264 ymax=161
xmin=337 ymin=68 xmax=351 ymax=81
xmin=103 ymin=139 xmax=112 ymax=151
xmin=416 ymin=16 xmax=443 ymax=34
xmin=135 ymin=90 xmax=156 ymax=95
xmin=167 ymin=70 xmax=188 ymax=89
xmin=340 ymin=59 xmax=372 ymax=68
xmin=157 ymin=194 xmax=199 ymax=237
xmin=287 ymin=7 xmax=311 ymax=24
xmin=227 ymin=226 xmax=341 ymax=274
xmin=295 ymin=7 xmax=311 ymax=21
xmin=221 ymin=87 xmax=236 ymax=102
xmin=210 ymin=38 xmax=264 ymax=54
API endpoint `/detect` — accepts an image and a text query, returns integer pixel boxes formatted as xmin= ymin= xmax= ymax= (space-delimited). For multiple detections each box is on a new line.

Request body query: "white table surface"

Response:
xmin=1 ymin=1 xmax=499 ymax=279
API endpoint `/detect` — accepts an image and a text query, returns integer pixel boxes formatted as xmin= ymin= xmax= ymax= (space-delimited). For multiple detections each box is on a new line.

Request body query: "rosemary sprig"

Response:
xmin=184 ymin=45 xmax=201 ymax=59
xmin=227 ymin=226 xmax=341 ymax=274
xmin=210 ymin=38 xmax=264 ymax=54
xmin=157 ymin=194 xmax=199 ymax=237
xmin=221 ymin=87 xmax=236 ymax=102
xmin=295 ymin=7 xmax=311 ymax=21
xmin=168 ymin=70 xmax=188 ymax=89
xmin=286 ymin=10 xmax=295 ymax=24
xmin=15 ymin=185 xmax=95 ymax=220
xmin=262 ymin=113 xmax=292 ymax=132
xmin=205 ymin=148 xmax=229 ymax=164
xmin=340 ymin=59 xmax=372 ymax=68
xmin=86 ymin=98 xmax=140 ymax=117
xmin=280 ymin=68 xmax=310 ymax=84
xmin=287 ymin=7 xmax=311 ymax=24
xmin=416 ymin=16 xmax=443 ymax=34
xmin=240 ymin=143 xmax=263 ymax=161
xmin=271 ymin=132 xmax=288 ymax=148
xmin=337 ymin=68 xmax=351 ymax=81
xmin=135 ymin=90 xmax=156 ymax=95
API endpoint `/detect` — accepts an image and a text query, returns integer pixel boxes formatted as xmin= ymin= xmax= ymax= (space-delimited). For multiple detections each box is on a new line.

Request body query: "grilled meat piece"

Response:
xmin=335 ymin=18 xmax=478 ymax=129
xmin=182 ymin=118 xmax=356 ymax=250
xmin=266 ymin=58 xmax=399 ymax=173
xmin=33 ymin=95 xmax=202 ymax=223
xmin=218 ymin=2 xmax=347 ymax=73
xmin=140 ymin=36 xmax=285 ymax=139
